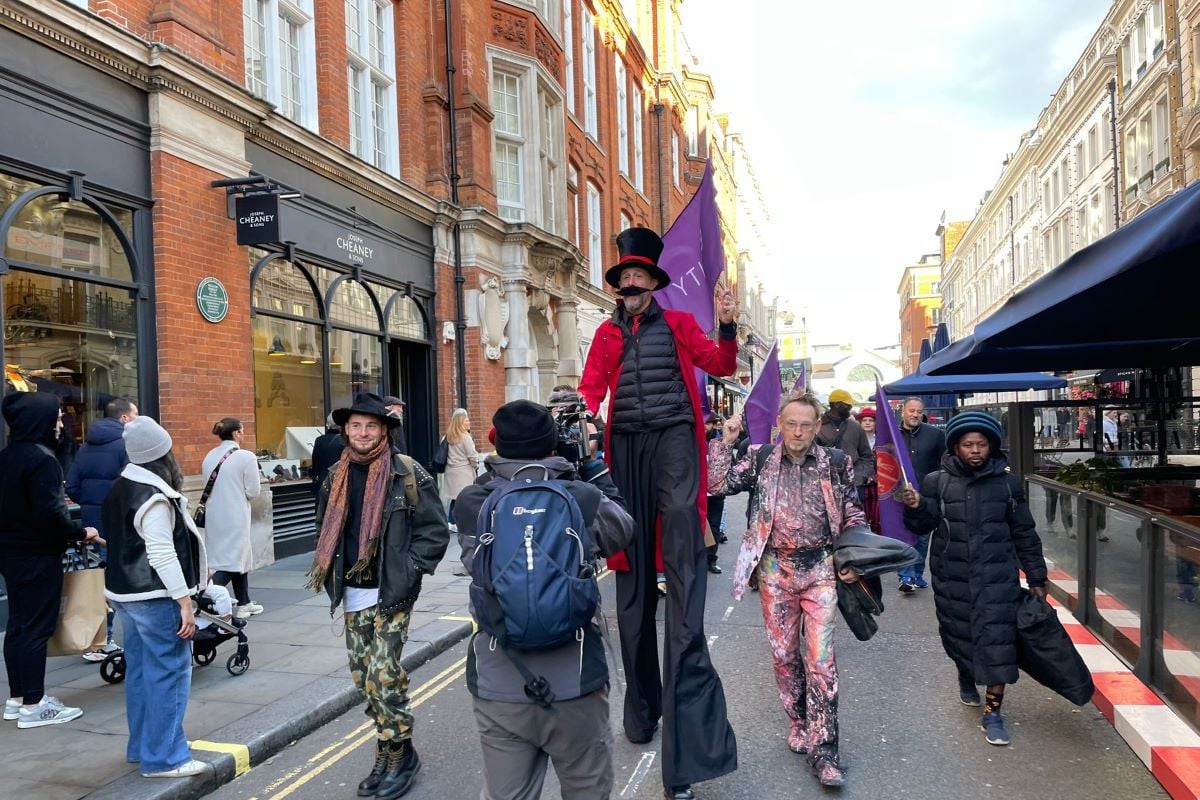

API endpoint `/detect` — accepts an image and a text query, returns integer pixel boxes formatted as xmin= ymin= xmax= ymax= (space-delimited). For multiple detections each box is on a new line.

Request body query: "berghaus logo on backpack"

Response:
xmin=471 ymin=478 xmax=600 ymax=651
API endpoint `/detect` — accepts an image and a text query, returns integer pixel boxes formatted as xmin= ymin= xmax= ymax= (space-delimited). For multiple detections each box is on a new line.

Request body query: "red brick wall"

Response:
xmin=151 ymin=152 xmax=256 ymax=472
xmin=314 ymin=0 xmax=350 ymax=149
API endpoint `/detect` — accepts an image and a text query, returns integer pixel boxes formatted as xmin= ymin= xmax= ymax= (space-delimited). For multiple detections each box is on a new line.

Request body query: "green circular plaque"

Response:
xmin=196 ymin=277 xmax=229 ymax=324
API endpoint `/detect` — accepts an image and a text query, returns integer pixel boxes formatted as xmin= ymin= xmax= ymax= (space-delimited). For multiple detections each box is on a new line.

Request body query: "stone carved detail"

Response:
xmin=478 ymin=275 xmax=510 ymax=361
xmin=534 ymin=30 xmax=560 ymax=76
xmin=491 ymin=9 xmax=529 ymax=50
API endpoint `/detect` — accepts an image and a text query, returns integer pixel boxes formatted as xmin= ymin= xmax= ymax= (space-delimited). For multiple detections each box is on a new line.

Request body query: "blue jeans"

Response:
xmin=111 ymin=598 xmax=192 ymax=773
xmin=898 ymin=534 xmax=930 ymax=582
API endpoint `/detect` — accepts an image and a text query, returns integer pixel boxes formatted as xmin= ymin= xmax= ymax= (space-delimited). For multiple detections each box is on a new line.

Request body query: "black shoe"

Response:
xmin=707 ymin=563 xmax=722 ymax=575
xmin=626 ymin=723 xmax=657 ymax=744
xmin=665 ymin=786 xmax=694 ymax=800
xmin=357 ymin=739 xmax=389 ymax=797
xmin=958 ymin=675 xmax=981 ymax=707
xmin=374 ymin=740 xmax=420 ymax=799
xmin=717 ymin=533 xmax=728 ymax=544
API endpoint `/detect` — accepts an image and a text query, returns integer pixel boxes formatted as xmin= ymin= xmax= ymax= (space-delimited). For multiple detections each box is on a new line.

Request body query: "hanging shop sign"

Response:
xmin=235 ymin=193 xmax=281 ymax=245
xmin=196 ymin=277 xmax=230 ymax=324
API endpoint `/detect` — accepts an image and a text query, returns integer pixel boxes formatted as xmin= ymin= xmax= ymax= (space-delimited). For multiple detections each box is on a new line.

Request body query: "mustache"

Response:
xmin=617 ymin=286 xmax=652 ymax=297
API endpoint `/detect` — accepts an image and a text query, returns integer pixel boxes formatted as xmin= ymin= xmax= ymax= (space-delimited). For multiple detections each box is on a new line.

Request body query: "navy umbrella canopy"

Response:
xmin=918 ymin=338 xmax=933 ymax=363
xmin=923 ymin=180 xmax=1200 ymax=375
xmin=883 ymin=371 xmax=1066 ymax=395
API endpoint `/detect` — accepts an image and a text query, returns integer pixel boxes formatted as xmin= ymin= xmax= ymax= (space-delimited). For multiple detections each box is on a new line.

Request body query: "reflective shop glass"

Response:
xmin=2 ymin=174 xmax=133 ymax=281
xmin=369 ymin=282 xmax=427 ymax=340
xmin=329 ymin=329 xmax=382 ymax=411
xmin=1 ymin=173 xmax=140 ymax=446
xmin=252 ymin=315 xmax=324 ymax=481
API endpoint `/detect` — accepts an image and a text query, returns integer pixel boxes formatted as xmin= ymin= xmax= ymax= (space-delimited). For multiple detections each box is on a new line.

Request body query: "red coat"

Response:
xmin=578 ymin=308 xmax=738 ymax=571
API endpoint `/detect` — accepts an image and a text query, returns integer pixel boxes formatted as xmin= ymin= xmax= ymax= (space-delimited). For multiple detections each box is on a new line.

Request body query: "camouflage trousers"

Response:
xmin=345 ymin=605 xmax=413 ymax=741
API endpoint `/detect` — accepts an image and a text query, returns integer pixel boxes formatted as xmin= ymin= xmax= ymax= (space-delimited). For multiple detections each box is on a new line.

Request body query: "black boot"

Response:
xmin=664 ymin=786 xmax=694 ymax=800
xmin=357 ymin=739 xmax=389 ymax=797
xmin=374 ymin=739 xmax=421 ymax=799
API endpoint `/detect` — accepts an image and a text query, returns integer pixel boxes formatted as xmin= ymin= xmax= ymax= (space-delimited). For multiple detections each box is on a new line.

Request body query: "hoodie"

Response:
xmin=66 ymin=416 xmax=128 ymax=531
xmin=0 ymin=392 xmax=86 ymax=555
xmin=455 ymin=455 xmax=634 ymax=703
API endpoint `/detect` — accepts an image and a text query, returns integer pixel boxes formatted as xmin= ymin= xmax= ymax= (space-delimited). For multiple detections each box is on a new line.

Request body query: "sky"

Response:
xmin=681 ymin=0 xmax=1111 ymax=350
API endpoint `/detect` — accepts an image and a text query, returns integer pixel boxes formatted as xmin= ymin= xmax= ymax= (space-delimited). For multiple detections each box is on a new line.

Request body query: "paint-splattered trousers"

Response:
xmin=757 ymin=548 xmax=839 ymax=761
xmin=346 ymin=605 xmax=414 ymax=741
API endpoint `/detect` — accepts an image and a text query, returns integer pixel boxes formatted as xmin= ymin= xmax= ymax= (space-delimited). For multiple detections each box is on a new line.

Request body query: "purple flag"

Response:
xmin=744 ymin=340 xmax=782 ymax=445
xmin=792 ymin=362 xmax=807 ymax=394
xmin=874 ymin=384 xmax=918 ymax=545
xmin=656 ymin=162 xmax=724 ymax=331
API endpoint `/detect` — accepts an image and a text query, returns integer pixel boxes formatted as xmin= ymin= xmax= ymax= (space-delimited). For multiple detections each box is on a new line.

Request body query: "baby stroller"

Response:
xmin=100 ymin=592 xmax=251 ymax=683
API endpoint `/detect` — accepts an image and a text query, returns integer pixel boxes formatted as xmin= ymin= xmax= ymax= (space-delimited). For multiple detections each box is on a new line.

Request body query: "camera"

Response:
xmin=548 ymin=394 xmax=596 ymax=466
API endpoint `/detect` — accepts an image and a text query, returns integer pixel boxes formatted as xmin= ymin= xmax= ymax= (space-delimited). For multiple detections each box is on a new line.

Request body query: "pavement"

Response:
xmin=0 ymin=551 xmax=475 ymax=800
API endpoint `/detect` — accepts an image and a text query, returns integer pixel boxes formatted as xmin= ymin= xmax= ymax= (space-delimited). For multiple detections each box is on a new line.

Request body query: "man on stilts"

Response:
xmin=579 ymin=227 xmax=739 ymax=800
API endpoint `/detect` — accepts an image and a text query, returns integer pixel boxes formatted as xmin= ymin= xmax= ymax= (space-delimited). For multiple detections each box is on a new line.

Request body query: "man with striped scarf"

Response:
xmin=309 ymin=392 xmax=450 ymax=799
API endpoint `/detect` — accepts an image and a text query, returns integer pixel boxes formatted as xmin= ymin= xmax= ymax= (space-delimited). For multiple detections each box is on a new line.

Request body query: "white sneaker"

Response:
xmin=16 ymin=696 xmax=83 ymax=729
xmin=141 ymin=759 xmax=208 ymax=779
xmin=82 ymin=648 xmax=107 ymax=662
xmin=238 ymin=602 xmax=264 ymax=616
xmin=4 ymin=698 xmax=19 ymax=721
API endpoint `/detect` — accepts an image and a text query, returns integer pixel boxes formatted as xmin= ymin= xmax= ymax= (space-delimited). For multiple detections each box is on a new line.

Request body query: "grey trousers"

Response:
xmin=474 ymin=688 xmax=613 ymax=800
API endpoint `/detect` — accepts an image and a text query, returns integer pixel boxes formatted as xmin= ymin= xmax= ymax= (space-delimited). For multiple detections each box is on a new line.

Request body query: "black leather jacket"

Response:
xmin=317 ymin=454 xmax=450 ymax=615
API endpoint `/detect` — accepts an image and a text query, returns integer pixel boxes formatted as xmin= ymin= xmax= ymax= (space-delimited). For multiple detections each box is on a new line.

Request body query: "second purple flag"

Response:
xmin=873 ymin=384 xmax=919 ymax=546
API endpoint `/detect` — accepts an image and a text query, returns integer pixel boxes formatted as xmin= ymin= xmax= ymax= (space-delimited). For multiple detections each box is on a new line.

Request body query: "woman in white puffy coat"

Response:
xmin=200 ymin=418 xmax=262 ymax=618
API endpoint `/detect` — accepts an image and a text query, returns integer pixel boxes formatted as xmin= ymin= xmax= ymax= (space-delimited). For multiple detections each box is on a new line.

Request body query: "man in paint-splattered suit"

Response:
xmin=708 ymin=392 xmax=865 ymax=789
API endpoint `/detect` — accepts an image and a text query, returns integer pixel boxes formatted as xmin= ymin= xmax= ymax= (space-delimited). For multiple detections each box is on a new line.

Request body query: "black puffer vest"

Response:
xmin=610 ymin=301 xmax=691 ymax=432
xmin=102 ymin=478 xmax=200 ymax=597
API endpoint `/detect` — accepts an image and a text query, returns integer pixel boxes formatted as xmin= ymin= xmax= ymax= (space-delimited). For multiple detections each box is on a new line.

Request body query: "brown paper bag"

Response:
xmin=47 ymin=568 xmax=107 ymax=657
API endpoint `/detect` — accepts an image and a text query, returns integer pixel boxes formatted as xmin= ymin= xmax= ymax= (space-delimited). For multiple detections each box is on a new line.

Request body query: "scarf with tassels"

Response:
xmin=305 ymin=436 xmax=393 ymax=592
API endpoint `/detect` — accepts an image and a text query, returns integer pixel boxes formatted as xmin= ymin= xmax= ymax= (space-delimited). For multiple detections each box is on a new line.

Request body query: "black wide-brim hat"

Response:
xmin=332 ymin=392 xmax=401 ymax=429
xmin=604 ymin=227 xmax=671 ymax=290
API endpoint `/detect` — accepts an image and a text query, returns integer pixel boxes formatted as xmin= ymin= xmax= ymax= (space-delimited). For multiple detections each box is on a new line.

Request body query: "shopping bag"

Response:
xmin=47 ymin=567 xmax=108 ymax=657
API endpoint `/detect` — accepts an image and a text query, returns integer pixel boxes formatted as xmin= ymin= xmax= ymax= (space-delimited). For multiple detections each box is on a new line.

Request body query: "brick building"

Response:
xmin=0 ymin=0 xmax=769 ymax=560
xmin=897 ymin=254 xmax=942 ymax=375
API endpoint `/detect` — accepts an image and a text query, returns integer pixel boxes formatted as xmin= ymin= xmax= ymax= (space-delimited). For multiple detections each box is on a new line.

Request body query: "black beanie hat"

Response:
xmin=492 ymin=400 xmax=558 ymax=459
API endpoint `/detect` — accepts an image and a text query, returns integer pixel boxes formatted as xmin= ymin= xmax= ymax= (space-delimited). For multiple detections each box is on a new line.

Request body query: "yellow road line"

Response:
xmin=268 ymin=664 xmax=467 ymax=800
xmin=191 ymin=740 xmax=251 ymax=776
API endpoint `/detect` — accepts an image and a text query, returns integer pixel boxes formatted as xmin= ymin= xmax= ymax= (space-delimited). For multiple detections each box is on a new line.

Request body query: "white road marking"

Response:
xmin=707 ymin=634 xmax=719 ymax=650
xmin=620 ymin=752 xmax=657 ymax=798
xmin=722 ymin=605 xmax=734 ymax=622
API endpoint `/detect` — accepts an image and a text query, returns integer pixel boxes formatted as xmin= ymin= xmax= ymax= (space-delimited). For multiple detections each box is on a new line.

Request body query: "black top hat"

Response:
xmin=332 ymin=392 xmax=401 ymax=429
xmin=604 ymin=227 xmax=671 ymax=289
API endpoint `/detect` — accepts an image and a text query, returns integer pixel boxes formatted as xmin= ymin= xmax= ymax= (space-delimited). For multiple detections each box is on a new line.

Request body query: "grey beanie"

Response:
xmin=123 ymin=416 xmax=173 ymax=464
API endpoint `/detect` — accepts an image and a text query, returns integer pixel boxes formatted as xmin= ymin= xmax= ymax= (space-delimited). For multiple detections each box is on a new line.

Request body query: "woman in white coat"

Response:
xmin=443 ymin=408 xmax=479 ymax=524
xmin=201 ymin=418 xmax=262 ymax=618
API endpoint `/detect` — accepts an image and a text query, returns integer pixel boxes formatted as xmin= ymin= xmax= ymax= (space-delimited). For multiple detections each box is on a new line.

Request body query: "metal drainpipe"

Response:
xmin=444 ymin=0 xmax=468 ymax=408
xmin=1108 ymin=78 xmax=1122 ymax=230
xmin=653 ymin=99 xmax=668 ymax=231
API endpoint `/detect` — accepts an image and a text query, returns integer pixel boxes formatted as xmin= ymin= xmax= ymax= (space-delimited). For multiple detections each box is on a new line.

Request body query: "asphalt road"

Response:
xmin=208 ymin=498 xmax=1166 ymax=800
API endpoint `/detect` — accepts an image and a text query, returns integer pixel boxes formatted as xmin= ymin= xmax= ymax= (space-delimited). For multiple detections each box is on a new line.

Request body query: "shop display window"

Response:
xmin=252 ymin=315 xmax=324 ymax=484
xmin=0 ymin=171 xmax=141 ymax=445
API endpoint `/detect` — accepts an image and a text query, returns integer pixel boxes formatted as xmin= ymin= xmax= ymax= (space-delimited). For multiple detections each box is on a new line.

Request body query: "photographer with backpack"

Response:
xmin=455 ymin=400 xmax=634 ymax=800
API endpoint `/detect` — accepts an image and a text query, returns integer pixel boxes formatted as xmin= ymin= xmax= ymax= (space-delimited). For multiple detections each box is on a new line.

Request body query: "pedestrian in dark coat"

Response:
xmin=66 ymin=396 xmax=138 ymax=659
xmin=309 ymin=414 xmax=344 ymax=498
xmin=902 ymin=411 xmax=1048 ymax=748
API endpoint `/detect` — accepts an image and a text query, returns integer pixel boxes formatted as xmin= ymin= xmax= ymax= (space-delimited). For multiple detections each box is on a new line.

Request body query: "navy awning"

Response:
xmin=883 ymin=371 xmax=1066 ymax=395
xmin=923 ymin=180 xmax=1200 ymax=375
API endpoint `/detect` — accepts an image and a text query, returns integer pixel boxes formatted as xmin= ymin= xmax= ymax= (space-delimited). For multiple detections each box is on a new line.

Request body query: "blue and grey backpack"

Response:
xmin=470 ymin=465 xmax=601 ymax=694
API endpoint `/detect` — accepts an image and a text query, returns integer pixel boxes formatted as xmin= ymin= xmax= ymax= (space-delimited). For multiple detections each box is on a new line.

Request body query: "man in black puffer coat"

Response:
xmin=901 ymin=411 xmax=1047 ymax=748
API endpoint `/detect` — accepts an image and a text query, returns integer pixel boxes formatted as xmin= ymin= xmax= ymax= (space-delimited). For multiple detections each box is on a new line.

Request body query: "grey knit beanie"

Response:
xmin=123 ymin=416 xmax=173 ymax=464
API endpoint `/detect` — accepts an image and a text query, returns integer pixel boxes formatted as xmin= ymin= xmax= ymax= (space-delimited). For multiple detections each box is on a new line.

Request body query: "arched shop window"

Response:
xmin=0 ymin=171 xmax=144 ymax=448
xmin=325 ymin=274 xmax=384 ymax=410
xmin=248 ymin=249 xmax=326 ymax=484
xmin=382 ymin=291 xmax=429 ymax=341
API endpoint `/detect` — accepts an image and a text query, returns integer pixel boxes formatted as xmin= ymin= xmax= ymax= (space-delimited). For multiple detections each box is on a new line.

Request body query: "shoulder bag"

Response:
xmin=194 ymin=449 xmax=236 ymax=528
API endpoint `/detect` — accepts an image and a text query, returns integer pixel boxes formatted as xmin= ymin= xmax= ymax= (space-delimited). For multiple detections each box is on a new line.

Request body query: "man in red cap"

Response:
xmin=578 ymin=226 xmax=739 ymax=800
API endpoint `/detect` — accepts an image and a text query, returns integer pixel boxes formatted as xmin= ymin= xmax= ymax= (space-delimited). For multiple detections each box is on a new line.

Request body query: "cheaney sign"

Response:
xmin=235 ymin=194 xmax=281 ymax=245
xmin=336 ymin=232 xmax=375 ymax=264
